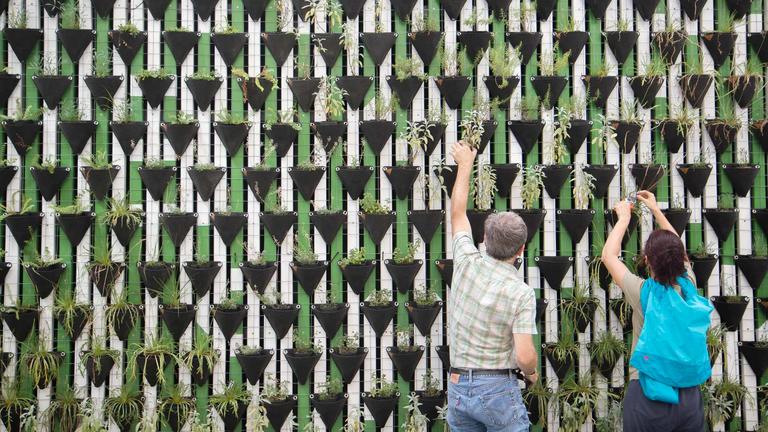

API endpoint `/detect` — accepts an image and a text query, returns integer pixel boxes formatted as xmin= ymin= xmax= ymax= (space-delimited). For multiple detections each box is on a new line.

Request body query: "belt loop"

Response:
xmin=468 ymin=369 xmax=473 ymax=383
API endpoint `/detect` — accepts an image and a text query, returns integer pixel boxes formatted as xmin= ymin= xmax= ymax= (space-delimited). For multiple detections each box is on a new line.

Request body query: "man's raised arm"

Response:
xmin=450 ymin=141 xmax=477 ymax=236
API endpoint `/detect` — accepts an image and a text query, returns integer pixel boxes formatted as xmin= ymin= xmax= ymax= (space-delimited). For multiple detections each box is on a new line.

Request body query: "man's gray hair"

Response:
xmin=483 ymin=212 xmax=527 ymax=260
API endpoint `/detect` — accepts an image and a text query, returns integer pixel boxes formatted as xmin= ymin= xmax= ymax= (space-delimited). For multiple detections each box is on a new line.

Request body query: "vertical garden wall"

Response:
xmin=0 ymin=0 xmax=766 ymax=430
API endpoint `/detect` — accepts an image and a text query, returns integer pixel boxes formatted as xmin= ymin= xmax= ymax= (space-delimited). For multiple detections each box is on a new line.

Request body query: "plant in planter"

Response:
xmin=702 ymin=377 xmax=748 ymax=424
xmin=706 ymin=83 xmax=742 ymax=155
xmin=236 ymin=344 xmax=273 ymax=385
xmin=532 ymin=48 xmax=570 ymax=108
xmin=704 ymin=193 xmax=739 ymax=243
xmin=386 ymin=240 xmax=423 ymax=294
xmin=338 ymin=247 xmax=375 ymax=295
xmin=357 ymin=91 xmax=396 ymax=155
xmin=523 ymin=379 xmax=554 ymax=425
xmin=486 ymin=39 xmax=520 ymax=103
xmin=362 ymin=374 xmax=399 ymax=427
xmin=402 ymin=393 xmax=429 ymax=432
xmin=414 ymin=370 xmax=446 ymax=422
xmin=629 ymin=53 xmax=667 ymax=109
xmin=103 ymin=195 xmax=142 ymax=247
xmin=311 ymin=288 xmax=348 ymax=337
xmin=54 ymin=197 xmax=94 ymax=246
xmin=466 ymin=164 xmax=497 ymax=242
xmin=53 ymin=289 xmax=91 ymax=340
xmin=84 ymin=51 xmax=122 ymax=110
xmin=284 ymin=329 xmax=323 ymax=384
xmin=312 ymin=376 xmax=347 ymax=429
xmin=213 ymin=290 xmax=248 ymax=341
xmin=558 ymin=164 xmax=595 ymax=242
xmin=161 ymin=111 xmax=199 ymax=157
xmin=387 ymin=56 xmax=426 ymax=109
xmin=0 ymin=194 xmax=43 ymax=246
xmin=128 ymin=333 xmax=178 ymax=386
xmin=185 ymin=70 xmax=222 ymax=111
xmin=387 ymin=326 xmax=424 ymax=382
xmin=653 ymin=23 xmax=687 ymax=65
xmin=515 ymin=165 xmax=546 ymax=243
xmin=30 ymin=157 xmax=69 ymax=201
xmin=210 ymin=382 xmax=251 ymax=430
xmin=434 ymin=46 xmax=471 ymax=109
xmin=590 ymin=331 xmax=626 ymax=379
xmin=609 ymin=100 xmax=645 ymax=154
xmin=561 ymin=284 xmax=600 ymax=332
xmin=553 ymin=95 xmax=589 ymax=155
xmin=679 ymin=52 xmax=714 ymax=109
xmin=556 ymin=374 xmax=604 ymax=429
xmin=105 ymin=290 xmax=141 ymax=341
xmin=30 ymin=54 xmax=71 ymax=109
xmin=330 ymin=331 xmax=367 ymax=384
xmin=80 ymin=337 xmax=118 ymax=387
xmin=706 ymin=324 xmax=727 ymax=365
xmin=659 ymin=105 xmax=698 ymax=154
xmin=134 ymin=68 xmax=174 ymax=109
xmin=0 ymin=381 xmax=35 ymax=432
xmin=544 ymin=335 xmax=578 ymax=380
xmin=289 ymin=151 xmax=327 ymax=201
xmin=711 ymin=276 xmax=749 ymax=331
xmin=359 ymin=192 xmax=394 ymax=245
xmin=21 ymin=332 xmax=61 ymax=389
xmin=110 ymin=23 xmax=146 ymax=66
xmin=109 ymin=100 xmax=148 ymax=156
xmin=264 ymin=107 xmax=301 ymax=158
xmin=105 ymin=389 xmax=144 ymax=431
xmin=233 ymin=67 xmax=277 ymax=112
xmin=22 ymin=248 xmax=65 ymax=299
xmin=460 ymin=109 xmax=487 ymax=153
xmin=214 ymin=109 xmax=252 ymax=156
xmin=727 ymin=56 xmax=764 ymax=108
xmin=609 ymin=296 xmax=633 ymax=331
xmin=290 ymin=233 xmax=327 ymax=295
xmin=58 ymin=99 xmax=97 ymax=155
xmin=158 ymin=384 xmax=196 ymax=431
xmin=0 ymin=103 xmax=43 ymax=156
xmin=87 ymin=247 xmax=125 ymax=299
xmin=361 ymin=289 xmax=397 ymax=337
xmin=42 ymin=385 xmax=81 ymax=432
xmin=259 ymin=289 xmax=300 ymax=339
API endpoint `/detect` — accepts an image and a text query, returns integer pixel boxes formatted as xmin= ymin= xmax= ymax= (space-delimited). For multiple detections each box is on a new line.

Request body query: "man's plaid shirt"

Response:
xmin=447 ymin=231 xmax=537 ymax=369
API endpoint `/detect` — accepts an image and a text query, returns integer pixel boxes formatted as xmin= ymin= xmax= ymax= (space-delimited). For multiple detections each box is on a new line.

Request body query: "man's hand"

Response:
xmin=636 ymin=190 xmax=659 ymax=211
xmin=614 ymin=200 xmax=633 ymax=222
xmin=451 ymin=140 xmax=477 ymax=167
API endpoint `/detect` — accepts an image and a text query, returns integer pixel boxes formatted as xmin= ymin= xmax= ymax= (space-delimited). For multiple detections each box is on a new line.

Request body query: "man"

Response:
xmin=446 ymin=141 xmax=538 ymax=432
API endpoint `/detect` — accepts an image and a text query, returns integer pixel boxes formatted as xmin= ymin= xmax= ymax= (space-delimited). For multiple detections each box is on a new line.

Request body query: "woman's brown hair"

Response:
xmin=642 ymin=229 xmax=688 ymax=286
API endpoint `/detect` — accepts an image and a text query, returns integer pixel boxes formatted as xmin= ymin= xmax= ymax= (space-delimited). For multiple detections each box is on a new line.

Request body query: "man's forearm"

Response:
xmin=451 ymin=163 xmax=472 ymax=217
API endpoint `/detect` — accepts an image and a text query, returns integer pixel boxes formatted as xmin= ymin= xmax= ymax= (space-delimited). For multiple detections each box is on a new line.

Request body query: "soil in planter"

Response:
xmin=236 ymin=348 xmax=273 ymax=385
xmin=676 ymin=164 xmax=711 ymax=198
xmin=340 ymin=261 xmax=375 ymax=295
xmin=240 ymin=261 xmax=278 ymax=294
xmin=711 ymin=296 xmax=749 ymax=331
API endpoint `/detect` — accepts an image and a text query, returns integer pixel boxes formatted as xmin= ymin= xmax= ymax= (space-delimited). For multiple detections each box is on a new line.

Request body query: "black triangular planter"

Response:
xmin=243 ymin=167 xmax=279 ymax=202
xmin=111 ymin=305 xmax=143 ymax=341
xmin=531 ymin=75 xmax=567 ymax=108
xmin=725 ymin=0 xmax=752 ymax=18
xmin=26 ymin=263 xmax=65 ymax=299
xmin=0 ymin=73 xmax=20 ymax=109
xmin=508 ymin=120 xmax=544 ymax=155
xmin=435 ymin=345 xmax=450 ymax=369
xmin=658 ymin=120 xmax=687 ymax=153
xmin=330 ymin=348 xmax=367 ymax=383
xmin=478 ymin=120 xmax=497 ymax=153
xmin=706 ymin=121 xmax=739 ymax=155
xmin=735 ymin=255 xmax=768 ymax=289
xmin=56 ymin=211 xmax=94 ymax=246
xmin=185 ymin=77 xmax=222 ymax=111
xmin=544 ymin=346 xmax=574 ymax=380
xmin=163 ymin=31 xmax=200 ymax=63
xmin=415 ymin=391 xmax=446 ymax=422
xmin=386 ymin=76 xmax=423 ymax=109
xmin=739 ymin=342 xmax=768 ymax=379
xmin=236 ymin=348 xmax=273 ymax=385
xmin=584 ymin=164 xmax=618 ymax=199
xmin=159 ymin=212 xmax=196 ymax=247
xmin=422 ymin=122 xmax=447 ymax=156
xmin=680 ymin=0 xmax=707 ymax=19
xmin=262 ymin=304 xmax=299 ymax=339
xmin=362 ymin=395 xmax=398 ymax=428
xmin=213 ymin=122 xmax=251 ymax=155
xmin=260 ymin=211 xmax=297 ymax=244
xmin=408 ymin=209 xmax=444 ymax=242
xmin=676 ymin=164 xmax=711 ymax=198
xmin=3 ymin=120 xmax=42 ymax=155
xmin=361 ymin=32 xmax=396 ymax=66
xmin=288 ymin=167 xmax=325 ymax=200
xmin=484 ymin=75 xmax=520 ymax=103
xmin=84 ymin=353 xmax=115 ymax=387
xmin=336 ymin=165 xmax=373 ymax=200
xmin=654 ymin=31 xmax=686 ymax=64
xmin=111 ymin=121 xmax=147 ymax=155
xmin=586 ymin=0 xmax=611 ymax=17
xmin=136 ymin=76 xmax=174 ymax=109
xmin=30 ymin=166 xmax=69 ymax=201
xmin=583 ymin=75 xmax=618 ymax=108
xmin=0 ymin=262 xmax=11 ymax=286
xmin=748 ymin=32 xmax=768 ymax=63
xmin=4 ymin=212 xmax=43 ymax=246
xmin=0 ymin=405 xmax=24 ymax=432
xmin=536 ymin=256 xmax=572 ymax=290
xmin=85 ymin=75 xmax=124 ymax=110
xmin=759 ymin=298 xmax=768 ymax=314
xmin=311 ymin=395 xmax=347 ymax=429
xmin=361 ymin=302 xmax=396 ymax=337
xmin=391 ymin=0 xmax=418 ymax=19
xmin=161 ymin=400 xmax=192 ymax=432
xmin=629 ymin=164 xmax=665 ymax=192
xmin=728 ymin=75 xmax=758 ymax=108
xmin=611 ymin=120 xmax=642 ymax=153
xmin=189 ymin=354 xmax=213 ymax=386
xmin=312 ymin=33 xmax=343 ymax=67
xmin=60 ymin=120 xmax=97 ymax=155
xmin=383 ymin=165 xmax=420 ymax=200
xmin=606 ymin=210 xmax=640 ymax=245
xmin=183 ymin=261 xmax=221 ymax=298
xmin=702 ymin=32 xmax=736 ymax=69
xmin=32 ymin=75 xmax=72 ymax=108
xmin=213 ymin=305 xmax=247 ymax=340
xmin=435 ymin=259 xmax=453 ymax=286
xmin=689 ymin=254 xmax=718 ymax=289
xmin=434 ymin=76 xmax=471 ymax=109
xmin=661 ymin=208 xmax=691 ymax=236
xmin=434 ymin=164 xmax=457 ymax=197
xmin=310 ymin=211 xmax=345 ymax=243
xmin=4 ymin=28 xmax=42 ymax=62
xmin=93 ymin=0 xmax=118 ymax=17
xmin=1 ymin=308 xmax=38 ymax=341
xmin=341 ymin=261 xmax=375 ymax=295
xmin=109 ymin=30 xmax=147 ymax=65
xmin=138 ymin=166 xmax=175 ymax=201
xmin=558 ymin=209 xmax=595 ymax=242
xmin=711 ymin=296 xmax=749 ymax=331
xmin=284 ymin=349 xmax=322 ymax=384
xmin=190 ymin=0 xmax=220 ymax=20
xmin=291 ymin=261 xmax=328 ymax=295
xmin=264 ymin=398 xmax=296 ymax=431
xmin=210 ymin=212 xmax=247 ymax=246
xmin=138 ymin=262 xmax=175 ymax=298
xmin=238 ymin=76 xmax=273 ymax=111
xmin=536 ymin=0 xmax=556 ymax=18
xmin=680 ymin=74 xmax=713 ymax=108
xmin=458 ymin=31 xmax=492 ymax=62
xmin=212 ymin=32 xmax=247 ymax=67
xmin=506 ymin=32 xmax=542 ymax=65
xmin=555 ymin=31 xmax=589 ymax=62
xmin=338 ymin=0 xmax=364 ymax=18
xmin=311 ymin=121 xmax=347 ymax=152
xmin=57 ymin=307 xmax=89 ymax=339
xmin=160 ymin=304 xmax=196 ymax=340
xmin=541 ymin=164 xmax=571 ymax=198
xmin=287 ymin=77 xmax=321 ymax=111
xmin=360 ymin=212 xmax=396 ymax=245
xmin=312 ymin=303 xmax=348 ymax=336
xmin=409 ymin=31 xmax=442 ymax=66
xmin=441 ymin=0 xmax=467 ymax=19
xmin=563 ymin=119 xmax=591 ymax=154
xmin=266 ymin=124 xmax=298 ymax=157
xmin=337 ymin=75 xmax=373 ymax=109
xmin=385 ymin=260 xmax=422 ymax=294
xmin=88 ymin=262 xmax=124 ymax=298
xmin=261 ymin=32 xmax=297 ymax=67
xmin=188 ymin=167 xmax=226 ymax=201
xmin=467 ymin=209 xmax=494 ymax=244
xmin=387 ymin=346 xmax=424 ymax=382
xmin=754 ymin=208 xmax=768 ymax=236
xmin=703 ymin=208 xmax=738 ymax=242
xmin=634 ymin=0 xmax=661 ymax=20
xmin=217 ymin=402 xmax=246 ymax=432
xmin=161 ymin=122 xmax=199 ymax=157
xmin=145 ymin=0 xmax=172 ymax=18
xmin=513 ymin=208 xmax=546 ymax=243
xmin=359 ymin=119 xmax=394 ymax=154
xmin=722 ymin=164 xmax=759 ymax=197
xmin=629 ymin=76 xmax=664 ymax=109
xmin=406 ymin=301 xmax=442 ymax=336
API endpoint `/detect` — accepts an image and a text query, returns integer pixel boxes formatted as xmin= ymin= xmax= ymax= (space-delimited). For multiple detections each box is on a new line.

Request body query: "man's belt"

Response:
xmin=450 ymin=367 xmax=525 ymax=379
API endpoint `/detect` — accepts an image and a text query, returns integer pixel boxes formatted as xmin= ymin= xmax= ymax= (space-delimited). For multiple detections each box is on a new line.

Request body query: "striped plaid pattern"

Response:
xmin=448 ymin=232 xmax=538 ymax=369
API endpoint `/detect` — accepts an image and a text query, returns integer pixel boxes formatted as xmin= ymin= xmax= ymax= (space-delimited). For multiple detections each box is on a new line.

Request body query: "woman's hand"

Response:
xmin=614 ymin=200 xmax=634 ymax=222
xmin=636 ymin=190 xmax=659 ymax=211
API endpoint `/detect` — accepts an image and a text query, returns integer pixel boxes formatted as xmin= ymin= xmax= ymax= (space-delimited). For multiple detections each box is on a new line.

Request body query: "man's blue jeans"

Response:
xmin=446 ymin=372 xmax=530 ymax=432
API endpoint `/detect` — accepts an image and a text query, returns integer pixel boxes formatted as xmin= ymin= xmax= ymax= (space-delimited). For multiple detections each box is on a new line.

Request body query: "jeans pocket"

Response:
xmin=480 ymin=390 xmax=519 ymax=427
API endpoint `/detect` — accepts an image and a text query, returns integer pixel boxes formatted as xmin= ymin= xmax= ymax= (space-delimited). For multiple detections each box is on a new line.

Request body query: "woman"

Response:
xmin=601 ymin=190 xmax=712 ymax=432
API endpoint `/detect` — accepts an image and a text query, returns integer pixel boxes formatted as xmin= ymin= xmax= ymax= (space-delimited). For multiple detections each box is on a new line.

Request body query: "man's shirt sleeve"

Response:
xmin=452 ymin=231 xmax=481 ymax=268
xmin=511 ymin=288 xmax=538 ymax=335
